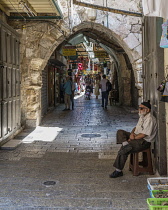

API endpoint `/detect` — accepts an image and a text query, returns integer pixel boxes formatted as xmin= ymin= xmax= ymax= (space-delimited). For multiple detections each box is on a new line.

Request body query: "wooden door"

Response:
xmin=0 ymin=20 xmax=20 ymax=141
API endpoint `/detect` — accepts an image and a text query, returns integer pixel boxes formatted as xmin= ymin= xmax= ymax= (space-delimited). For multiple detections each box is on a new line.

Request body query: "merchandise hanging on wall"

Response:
xmin=142 ymin=0 xmax=168 ymax=19
xmin=157 ymin=79 xmax=166 ymax=92
xmin=160 ymin=20 xmax=168 ymax=48
xmin=158 ymin=80 xmax=168 ymax=102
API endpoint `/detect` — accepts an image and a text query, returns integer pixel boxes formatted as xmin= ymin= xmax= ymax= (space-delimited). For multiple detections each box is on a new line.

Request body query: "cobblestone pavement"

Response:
xmin=0 ymin=94 xmax=154 ymax=209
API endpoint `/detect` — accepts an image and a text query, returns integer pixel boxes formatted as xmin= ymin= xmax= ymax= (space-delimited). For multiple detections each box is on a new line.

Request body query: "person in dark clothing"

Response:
xmin=85 ymin=83 xmax=92 ymax=100
xmin=100 ymin=75 xmax=108 ymax=109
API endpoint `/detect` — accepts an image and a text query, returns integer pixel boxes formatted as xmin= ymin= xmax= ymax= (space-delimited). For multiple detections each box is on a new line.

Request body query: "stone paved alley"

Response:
xmin=0 ymin=94 xmax=155 ymax=209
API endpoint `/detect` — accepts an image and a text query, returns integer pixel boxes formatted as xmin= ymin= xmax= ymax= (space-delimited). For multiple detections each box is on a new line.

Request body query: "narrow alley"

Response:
xmin=1 ymin=0 xmax=168 ymax=209
xmin=0 ymin=94 xmax=152 ymax=209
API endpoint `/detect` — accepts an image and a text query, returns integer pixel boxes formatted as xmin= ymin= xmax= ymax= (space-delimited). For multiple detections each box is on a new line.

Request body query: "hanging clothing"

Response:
xmin=142 ymin=0 xmax=154 ymax=15
xmin=162 ymin=81 xmax=168 ymax=96
xmin=142 ymin=0 xmax=168 ymax=19
xmin=160 ymin=81 xmax=168 ymax=102
xmin=160 ymin=21 xmax=168 ymax=48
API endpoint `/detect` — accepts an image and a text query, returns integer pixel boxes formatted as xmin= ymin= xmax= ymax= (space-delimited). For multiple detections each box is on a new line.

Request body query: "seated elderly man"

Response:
xmin=109 ymin=101 xmax=157 ymax=178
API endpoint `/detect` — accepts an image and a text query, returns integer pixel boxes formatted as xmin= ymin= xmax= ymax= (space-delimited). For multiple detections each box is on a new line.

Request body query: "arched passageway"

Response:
xmin=17 ymin=21 xmax=142 ymax=127
xmin=56 ymin=26 xmax=139 ymax=107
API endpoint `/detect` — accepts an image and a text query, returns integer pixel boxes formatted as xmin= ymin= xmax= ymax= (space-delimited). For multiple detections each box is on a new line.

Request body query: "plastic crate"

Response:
xmin=148 ymin=184 xmax=153 ymax=198
xmin=152 ymin=190 xmax=168 ymax=198
xmin=147 ymin=198 xmax=168 ymax=210
xmin=147 ymin=178 xmax=168 ymax=190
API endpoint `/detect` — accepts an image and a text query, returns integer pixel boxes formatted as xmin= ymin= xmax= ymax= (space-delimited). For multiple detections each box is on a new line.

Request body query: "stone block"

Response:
xmin=39 ymin=34 xmax=55 ymax=49
xmin=132 ymin=44 xmax=142 ymax=60
xmin=1 ymin=140 xmax=22 ymax=150
xmin=38 ymin=46 xmax=48 ymax=59
xmin=131 ymin=24 xmax=142 ymax=33
xmin=30 ymin=58 xmax=44 ymax=71
xmin=26 ymin=111 xmax=37 ymax=119
xmin=26 ymin=48 xmax=34 ymax=58
xmin=127 ymin=16 xmax=141 ymax=25
xmin=26 ymin=89 xmax=35 ymax=95
xmin=124 ymin=33 xmax=140 ymax=49
xmin=26 ymin=119 xmax=37 ymax=127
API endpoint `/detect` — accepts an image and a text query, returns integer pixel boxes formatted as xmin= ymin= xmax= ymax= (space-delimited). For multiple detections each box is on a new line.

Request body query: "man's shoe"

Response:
xmin=101 ymin=105 xmax=104 ymax=107
xmin=109 ymin=170 xmax=123 ymax=178
xmin=63 ymin=108 xmax=68 ymax=111
xmin=105 ymin=106 xmax=107 ymax=109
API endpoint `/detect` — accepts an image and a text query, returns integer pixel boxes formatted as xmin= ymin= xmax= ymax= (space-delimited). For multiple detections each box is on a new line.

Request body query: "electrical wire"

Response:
xmin=8 ymin=0 xmax=26 ymax=21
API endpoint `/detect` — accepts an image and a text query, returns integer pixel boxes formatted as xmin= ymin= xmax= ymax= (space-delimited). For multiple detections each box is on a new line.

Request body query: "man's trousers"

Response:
xmin=102 ymin=91 xmax=108 ymax=107
xmin=113 ymin=130 xmax=151 ymax=170
xmin=64 ymin=93 xmax=71 ymax=109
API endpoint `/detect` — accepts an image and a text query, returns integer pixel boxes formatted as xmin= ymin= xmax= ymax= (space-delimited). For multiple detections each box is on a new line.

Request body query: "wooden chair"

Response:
xmin=129 ymin=147 xmax=154 ymax=176
xmin=109 ymin=90 xmax=117 ymax=106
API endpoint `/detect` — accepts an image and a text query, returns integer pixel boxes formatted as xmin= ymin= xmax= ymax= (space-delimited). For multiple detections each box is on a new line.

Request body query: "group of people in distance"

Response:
xmin=84 ymin=74 xmax=112 ymax=108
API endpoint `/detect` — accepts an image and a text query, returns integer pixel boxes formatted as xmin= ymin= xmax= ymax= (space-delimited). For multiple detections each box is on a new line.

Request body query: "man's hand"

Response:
xmin=130 ymin=133 xmax=135 ymax=140
xmin=128 ymin=138 xmax=134 ymax=142
xmin=129 ymin=133 xmax=147 ymax=141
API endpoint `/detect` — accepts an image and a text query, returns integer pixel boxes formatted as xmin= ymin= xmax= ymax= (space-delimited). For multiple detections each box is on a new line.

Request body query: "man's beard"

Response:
xmin=138 ymin=111 xmax=147 ymax=117
xmin=138 ymin=113 xmax=145 ymax=117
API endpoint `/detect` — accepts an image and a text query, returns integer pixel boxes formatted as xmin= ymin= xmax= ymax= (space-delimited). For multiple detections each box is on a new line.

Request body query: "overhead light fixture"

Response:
xmin=19 ymin=0 xmax=36 ymax=17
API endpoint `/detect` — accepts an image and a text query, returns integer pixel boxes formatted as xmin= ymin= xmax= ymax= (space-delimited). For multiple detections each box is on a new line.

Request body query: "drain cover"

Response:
xmin=81 ymin=134 xmax=101 ymax=138
xmin=43 ymin=181 xmax=56 ymax=186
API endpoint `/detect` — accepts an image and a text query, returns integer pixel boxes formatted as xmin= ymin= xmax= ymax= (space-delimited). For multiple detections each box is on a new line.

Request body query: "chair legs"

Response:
xmin=129 ymin=147 xmax=154 ymax=176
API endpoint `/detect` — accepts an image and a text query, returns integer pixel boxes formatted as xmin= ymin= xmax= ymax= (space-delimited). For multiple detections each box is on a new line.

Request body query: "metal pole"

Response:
xmin=73 ymin=0 xmax=142 ymax=17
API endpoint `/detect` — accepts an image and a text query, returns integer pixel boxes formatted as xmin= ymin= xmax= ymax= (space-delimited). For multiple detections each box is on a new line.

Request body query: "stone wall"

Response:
xmin=15 ymin=22 xmax=63 ymax=126
xmin=60 ymin=0 xmax=143 ymax=97
xmin=7 ymin=0 xmax=143 ymax=126
xmin=117 ymin=54 xmax=131 ymax=106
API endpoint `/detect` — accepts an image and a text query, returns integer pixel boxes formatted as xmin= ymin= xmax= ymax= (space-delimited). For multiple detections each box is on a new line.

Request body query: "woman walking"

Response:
xmin=94 ymin=78 xmax=100 ymax=99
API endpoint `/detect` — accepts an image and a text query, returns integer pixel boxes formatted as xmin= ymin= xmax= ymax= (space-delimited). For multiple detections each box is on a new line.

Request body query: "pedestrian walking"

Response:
xmin=63 ymin=76 xmax=72 ymax=111
xmin=100 ymin=74 xmax=108 ymax=109
xmin=70 ymin=78 xmax=76 ymax=110
xmin=94 ymin=78 xmax=100 ymax=99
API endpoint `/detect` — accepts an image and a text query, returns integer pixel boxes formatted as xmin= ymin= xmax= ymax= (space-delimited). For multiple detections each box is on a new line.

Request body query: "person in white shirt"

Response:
xmin=110 ymin=101 xmax=157 ymax=178
xmin=100 ymin=74 xmax=108 ymax=109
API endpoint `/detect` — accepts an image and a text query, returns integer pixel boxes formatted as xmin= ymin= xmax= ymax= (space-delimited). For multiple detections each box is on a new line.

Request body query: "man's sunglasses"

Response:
xmin=138 ymin=107 xmax=147 ymax=110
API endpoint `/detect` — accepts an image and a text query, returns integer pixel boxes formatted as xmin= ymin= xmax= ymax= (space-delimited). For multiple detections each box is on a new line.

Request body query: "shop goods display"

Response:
xmin=147 ymin=178 xmax=168 ymax=209
xmin=152 ymin=190 xmax=168 ymax=198
xmin=147 ymin=198 xmax=168 ymax=210
xmin=147 ymin=178 xmax=168 ymax=190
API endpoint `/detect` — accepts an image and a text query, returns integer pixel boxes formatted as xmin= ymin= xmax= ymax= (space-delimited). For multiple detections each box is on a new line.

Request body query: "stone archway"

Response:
xmin=17 ymin=21 xmax=142 ymax=127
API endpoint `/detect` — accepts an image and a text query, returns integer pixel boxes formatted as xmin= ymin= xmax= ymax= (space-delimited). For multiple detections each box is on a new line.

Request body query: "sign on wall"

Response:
xmin=94 ymin=51 xmax=107 ymax=58
xmin=62 ymin=46 xmax=76 ymax=56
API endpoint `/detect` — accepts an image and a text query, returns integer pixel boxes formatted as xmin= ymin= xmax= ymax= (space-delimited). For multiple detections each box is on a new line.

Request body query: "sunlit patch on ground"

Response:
xmin=22 ymin=126 xmax=63 ymax=143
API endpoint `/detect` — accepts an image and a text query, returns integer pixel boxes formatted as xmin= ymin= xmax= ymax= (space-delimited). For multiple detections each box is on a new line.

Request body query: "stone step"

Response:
xmin=1 ymin=139 xmax=22 ymax=150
